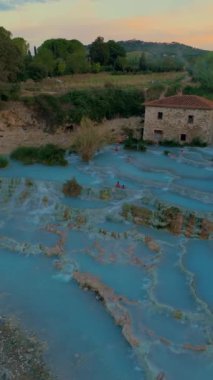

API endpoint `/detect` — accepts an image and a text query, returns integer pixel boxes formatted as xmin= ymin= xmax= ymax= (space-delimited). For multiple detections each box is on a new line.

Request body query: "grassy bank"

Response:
xmin=21 ymin=71 xmax=183 ymax=96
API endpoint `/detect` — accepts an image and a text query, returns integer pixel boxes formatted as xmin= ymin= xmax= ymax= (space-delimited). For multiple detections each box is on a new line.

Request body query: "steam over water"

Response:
xmin=0 ymin=146 xmax=213 ymax=380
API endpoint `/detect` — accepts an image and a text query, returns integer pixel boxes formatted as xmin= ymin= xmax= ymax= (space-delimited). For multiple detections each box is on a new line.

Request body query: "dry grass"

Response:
xmin=71 ymin=117 xmax=115 ymax=162
xmin=21 ymin=71 xmax=184 ymax=97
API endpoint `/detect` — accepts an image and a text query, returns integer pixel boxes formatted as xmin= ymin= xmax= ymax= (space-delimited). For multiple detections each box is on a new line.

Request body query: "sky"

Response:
xmin=0 ymin=0 xmax=212 ymax=50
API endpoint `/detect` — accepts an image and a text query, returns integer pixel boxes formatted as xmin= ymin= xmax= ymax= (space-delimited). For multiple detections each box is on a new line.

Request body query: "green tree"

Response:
xmin=114 ymin=56 xmax=128 ymax=72
xmin=0 ymin=27 xmax=23 ymax=82
xmin=55 ymin=58 xmax=66 ymax=75
xmin=106 ymin=40 xmax=126 ymax=67
xmin=34 ymin=48 xmax=55 ymax=76
xmin=192 ymin=52 xmax=213 ymax=89
xmin=27 ymin=62 xmax=48 ymax=81
xmin=13 ymin=37 xmax=29 ymax=56
xmin=36 ymin=38 xmax=87 ymax=76
xmin=89 ymin=36 xmax=109 ymax=66
xmin=139 ymin=53 xmax=148 ymax=71
xmin=66 ymin=52 xmax=89 ymax=74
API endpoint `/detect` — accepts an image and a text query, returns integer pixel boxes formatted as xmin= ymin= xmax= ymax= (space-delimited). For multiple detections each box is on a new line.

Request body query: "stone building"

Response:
xmin=143 ymin=95 xmax=213 ymax=144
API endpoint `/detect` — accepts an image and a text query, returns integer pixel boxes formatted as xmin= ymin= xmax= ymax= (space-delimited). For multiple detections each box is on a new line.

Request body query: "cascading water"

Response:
xmin=0 ymin=145 xmax=212 ymax=380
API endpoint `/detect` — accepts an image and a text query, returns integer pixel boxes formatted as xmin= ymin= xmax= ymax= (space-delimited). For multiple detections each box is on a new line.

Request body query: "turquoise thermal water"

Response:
xmin=0 ymin=145 xmax=212 ymax=380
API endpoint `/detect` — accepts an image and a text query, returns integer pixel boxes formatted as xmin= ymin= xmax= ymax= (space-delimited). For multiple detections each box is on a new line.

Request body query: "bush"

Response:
xmin=164 ymin=150 xmax=171 ymax=156
xmin=0 ymin=82 xmax=20 ymax=101
xmin=62 ymin=178 xmax=82 ymax=197
xmin=160 ymin=138 xmax=207 ymax=148
xmin=61 ymin=87 xmax=145 ymax=124
xmin=99 ymin=188 xmax=111 ymax=200
xmin=189 ymin=138 xmax=207 ymax=147
xmin=143 ymin=139 xmax=154 ymax=145
xmin=0 ymin=155 xmax=9 ymax=168
xmin=183 ymin=85 xmax=213 ymax=100
xmin=123 ymin=135 xmax=147 ymax=151
xmin=165 ymin=82 xmax=182 ymax=97
xmin=38 ymin=144 xmax=68 ymax=165
xmin=11 ymin=144 xmax=68 ymax=166
xmin=71 ymin=117 xmax=113 ymax=162
xmin=25 ymin=87 xmax=145 ymax=128
xmin=27 ymin=62 xmax=48 ymax=81
xmin=145 ymin=83 xmax=165 ymax=101
xmin=159 ymin=140 xmax=181 ymax=147
xmin=11 ymin=146 xmax=38 ymax=164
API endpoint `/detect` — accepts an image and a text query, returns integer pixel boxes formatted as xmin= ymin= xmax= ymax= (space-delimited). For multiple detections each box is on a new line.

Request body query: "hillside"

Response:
xmin=118 ymin=40 xmax=209 ymax=60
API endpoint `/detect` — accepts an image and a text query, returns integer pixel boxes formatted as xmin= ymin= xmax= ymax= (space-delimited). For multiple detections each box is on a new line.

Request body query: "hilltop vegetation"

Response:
xmin=0 ymin=25 xmax=212 ymax=108
xmin=119 ymin=40 xmax=208 ymax=57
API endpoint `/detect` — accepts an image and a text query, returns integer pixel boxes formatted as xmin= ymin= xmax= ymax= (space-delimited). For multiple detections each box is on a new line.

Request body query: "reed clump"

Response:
xmin=71 ymin=117 xmax=114 ymax=162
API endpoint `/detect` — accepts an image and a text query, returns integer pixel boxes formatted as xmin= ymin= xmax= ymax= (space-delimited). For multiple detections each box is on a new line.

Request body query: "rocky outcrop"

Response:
xmin=73 ymin=271 xmax=140 ymax=348
xmin=0 ymin=102 xmax=69 ymax=154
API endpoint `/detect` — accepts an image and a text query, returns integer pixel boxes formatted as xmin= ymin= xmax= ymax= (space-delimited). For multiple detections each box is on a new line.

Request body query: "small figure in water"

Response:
xmin=115 ymin=181 xmax=126 ymax=189
xmin=114 ymin=144 xmax=119 ymax=152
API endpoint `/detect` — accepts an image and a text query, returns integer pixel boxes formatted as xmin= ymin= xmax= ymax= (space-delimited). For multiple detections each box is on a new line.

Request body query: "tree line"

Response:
xmin=0 ymin=26 xmax=212 ymax=98
xmin=0 ymin=27 xmax=185 ymax=82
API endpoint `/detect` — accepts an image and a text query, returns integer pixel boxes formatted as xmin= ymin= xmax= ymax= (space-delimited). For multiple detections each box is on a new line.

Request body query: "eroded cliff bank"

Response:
xmin=0 ymin=101 xmax=142 ymax=154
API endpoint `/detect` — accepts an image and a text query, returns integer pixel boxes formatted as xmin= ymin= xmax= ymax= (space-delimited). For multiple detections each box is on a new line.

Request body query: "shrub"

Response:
xmin=183 ymin=85 xmax=213 ymax=100
xmin=0 ymin=155 xmax=9 ymax=168
xmin=164 ymin=150 xmax=171 ymax=156
xmin=160 ymin=138 xmax=207 ymax=148
xmin=71 ymin=117 xmax=113 ymax=162
xmin=62 ymin=177 xmax=82 ymax=197
xmin=123 ymin=135 xmax=147 ymax=151
xmin=189 ymin=137 xmax=207 ymax=147
xmin=25 ymin=87 xmax=145 ymax=128
xmin=0 ymin=82 xmax=20 ymax=101
xmin=145 ymin=83 xmax=165 ymax=101
xmin=11 ymin=144 xmax=67 ymax=166
xmin=159 ymin=139 xmax=181 ymax=147
xmin=165 ymin=82 xmax=182 ymax=97
xmin=143 ymin=139 xmax=154 ymax=145
xmin=11 ymin=146 xmax=39 ymax=164
xmin=99 ymin=188 xmax=111 ymax=200
xmin=37 ymin=144 xmax=67 ymax=166
xmin=62 ymin=87 xmax=145 ymax=124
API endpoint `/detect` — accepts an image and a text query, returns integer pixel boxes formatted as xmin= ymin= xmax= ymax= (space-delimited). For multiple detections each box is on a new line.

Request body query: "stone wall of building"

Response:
xmin=143 ymin=106 xmax=213 ymax=144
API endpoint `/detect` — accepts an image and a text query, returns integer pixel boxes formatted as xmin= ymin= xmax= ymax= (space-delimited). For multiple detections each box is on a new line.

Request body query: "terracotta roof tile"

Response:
xmin=145 ymin=95 xmax=213 ymax=110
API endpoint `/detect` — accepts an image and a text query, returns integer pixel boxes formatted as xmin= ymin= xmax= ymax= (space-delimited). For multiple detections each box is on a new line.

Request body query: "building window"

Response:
xmin=180 ymin=133 xmax=186 ymax=142
xmin=188 ymin=115 xmax=194 ymax=124
xmin=158 ymin=112 xmax=163 ymax=120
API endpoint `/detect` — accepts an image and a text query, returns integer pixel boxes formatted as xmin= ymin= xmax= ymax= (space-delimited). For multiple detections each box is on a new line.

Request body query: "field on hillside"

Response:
xmin=21 ymin=71 xmax=184 ymax=97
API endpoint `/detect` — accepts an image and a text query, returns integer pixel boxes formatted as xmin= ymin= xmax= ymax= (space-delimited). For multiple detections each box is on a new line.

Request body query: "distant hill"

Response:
xmin=118 ymin=40 xmax=209 ymax=61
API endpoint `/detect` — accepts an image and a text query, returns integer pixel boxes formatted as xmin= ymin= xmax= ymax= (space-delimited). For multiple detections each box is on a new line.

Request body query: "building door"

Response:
xmin=154 ymin=129 xmax=163 ymax=143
